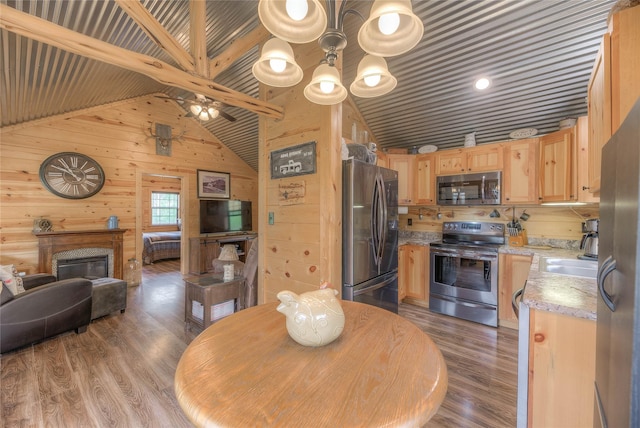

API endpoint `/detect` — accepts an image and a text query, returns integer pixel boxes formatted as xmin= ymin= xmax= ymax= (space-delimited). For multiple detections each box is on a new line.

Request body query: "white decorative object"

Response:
xmin=276 ymin=288 xmax=345 ymax=347
xmin=464 ymin=132 xmax=476 ymax=147
xmin=418 ymin=144 xmax=438 ymax=154
xmin=223 ymin=264 xmax=234 ymax=281
xmin=509 ymin=128 xmax=538 ymax=139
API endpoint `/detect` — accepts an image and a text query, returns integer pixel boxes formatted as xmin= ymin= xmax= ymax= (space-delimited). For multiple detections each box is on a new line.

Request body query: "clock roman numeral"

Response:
xmin=47 ymin=172 xmax=63 ymax=177
xmin=58 ymin=158 xmax=71 ymax=170
xmin=48 ymin=177 xmax=65 ymax=186
xmin=70 ymin=156 xmax=78 ymax=168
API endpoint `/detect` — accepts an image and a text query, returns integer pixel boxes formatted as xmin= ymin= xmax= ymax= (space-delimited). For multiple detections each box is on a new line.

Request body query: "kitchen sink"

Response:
xmin=539 ymin=257 xmax=598 ymax=279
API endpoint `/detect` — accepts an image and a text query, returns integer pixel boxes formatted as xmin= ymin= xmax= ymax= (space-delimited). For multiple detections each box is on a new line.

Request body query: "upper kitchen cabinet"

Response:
xmin=436 ymin=144 xmax=503 ymax=175
xmin=539 ymin=128 xmax=576 ymax=203
xmin=503 ymin=138 xmax=539 ymax=204
xmin=387 ymin=154 xmax=415 ymax=205
xmin=576 ymin=116 xmax=599 ymax=203
xmin=376 ymin=151 xmax=388 ymax=168
xmin=587 ymin=6 xmax=640 ymax=193
xmin=415 ymin=154 xmax=436 ymax=205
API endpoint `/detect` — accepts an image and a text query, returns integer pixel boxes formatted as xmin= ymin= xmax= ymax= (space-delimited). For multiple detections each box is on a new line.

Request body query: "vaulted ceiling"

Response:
xmin=0 ymin=0 xmax=618 ymax=171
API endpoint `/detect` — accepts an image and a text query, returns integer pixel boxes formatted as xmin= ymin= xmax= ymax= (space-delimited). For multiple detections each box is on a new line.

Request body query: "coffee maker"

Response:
xmin=579 ymin=218 xmax=599 ymax=260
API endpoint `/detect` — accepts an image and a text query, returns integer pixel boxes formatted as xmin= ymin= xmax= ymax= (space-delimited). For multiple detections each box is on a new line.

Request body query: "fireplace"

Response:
xmin=35 ymin=229 xmax=125 ymax=279
xmin=57 ymin=255 xmax=109 ymax=280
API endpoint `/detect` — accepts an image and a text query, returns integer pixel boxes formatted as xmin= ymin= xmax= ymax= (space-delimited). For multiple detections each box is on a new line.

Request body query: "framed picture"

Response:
xmin=270 ymin=141 xmax=317 ymax=179
xmin=197 ymin=170 xmax=230 ymax=199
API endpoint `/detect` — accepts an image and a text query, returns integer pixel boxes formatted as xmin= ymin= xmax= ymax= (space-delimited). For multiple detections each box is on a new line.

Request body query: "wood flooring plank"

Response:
xmin=0 ymin=259 xmax=519 ymax=427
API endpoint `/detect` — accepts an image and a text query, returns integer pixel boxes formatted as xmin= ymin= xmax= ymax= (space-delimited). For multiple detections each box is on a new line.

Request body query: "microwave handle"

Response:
xmin=481 ymin=175 xmax=485 ymax=201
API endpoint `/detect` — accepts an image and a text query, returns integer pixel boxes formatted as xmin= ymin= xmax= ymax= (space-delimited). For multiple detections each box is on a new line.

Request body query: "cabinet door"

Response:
xmin=467 ymin=145 xmax=503 ymax=172
xmin=398 ymin=246 xmax=408 ymax=301
xmin=529 ymin=310 xmax=596 ymax=428
xmin=539 ymin=128 xmax=575 ymax=202
xmin=387 ymin=154 xmax=415 ymax=205
xmin=436 ymin=149 xmax=466 ymax=174
xmin=503 ymin=139 xmax=538 ymax=204
xmin=415 ymin=154 xmax=436 ymax=205
xmin=587 ymin=33 xmax=611 ymax=194
xmin=498 ymin=253 xmax=532 ymax=329
xmin=399 ymin=244 xmax=429 ymax=305
xmin=576 ymin=116 xmax=599 ymax=203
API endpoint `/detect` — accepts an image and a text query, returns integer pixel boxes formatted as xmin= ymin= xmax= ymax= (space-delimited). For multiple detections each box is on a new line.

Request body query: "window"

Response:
xmin=151 ymin=192 xmax=180 ymax=226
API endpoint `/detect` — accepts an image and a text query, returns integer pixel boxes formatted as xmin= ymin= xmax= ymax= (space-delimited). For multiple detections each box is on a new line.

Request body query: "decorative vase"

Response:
xmin=276 ymin=288 xmax=345 ymax=347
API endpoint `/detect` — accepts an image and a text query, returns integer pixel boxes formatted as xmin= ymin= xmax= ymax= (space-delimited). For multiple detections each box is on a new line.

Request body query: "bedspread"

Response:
xmin=142 ymin=231 xmax=181 ymax=264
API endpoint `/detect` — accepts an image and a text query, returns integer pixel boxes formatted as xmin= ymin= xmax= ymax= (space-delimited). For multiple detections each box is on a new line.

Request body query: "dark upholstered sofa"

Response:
xmin=0 ymin=274 xmax=92 ymax=354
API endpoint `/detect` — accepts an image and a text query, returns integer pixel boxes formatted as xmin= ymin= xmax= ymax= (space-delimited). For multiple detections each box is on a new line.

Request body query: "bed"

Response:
xmin=142 ymin=231 xmax=181 ymax=264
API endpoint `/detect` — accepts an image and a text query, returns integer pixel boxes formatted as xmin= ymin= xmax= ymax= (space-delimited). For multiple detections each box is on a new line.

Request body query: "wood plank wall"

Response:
xmin=0 ymin=95 xmax=258 ymax=274
xmin=258 ymin=41 xmax=342 ymax=304
xmin=401 ymin=205 xmax=599 ymax=240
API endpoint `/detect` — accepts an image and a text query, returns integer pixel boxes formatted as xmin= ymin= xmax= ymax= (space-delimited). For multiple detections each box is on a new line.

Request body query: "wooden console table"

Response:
xmin=175 ymin=301 xmax=448 ymax=427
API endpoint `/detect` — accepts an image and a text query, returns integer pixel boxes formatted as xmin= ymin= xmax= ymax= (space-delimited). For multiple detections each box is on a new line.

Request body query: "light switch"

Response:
xmin=268 ymin=212 xmax=274 ymax=225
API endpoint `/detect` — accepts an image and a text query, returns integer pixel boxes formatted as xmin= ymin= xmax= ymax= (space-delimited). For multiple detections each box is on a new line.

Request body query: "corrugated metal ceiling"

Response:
xmin=0 ymin=0 xmax=619 ymax=170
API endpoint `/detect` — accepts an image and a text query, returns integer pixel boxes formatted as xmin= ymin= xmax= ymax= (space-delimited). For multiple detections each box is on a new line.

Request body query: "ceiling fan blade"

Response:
xmin=218 ymin=110 xmax=237 ymax=122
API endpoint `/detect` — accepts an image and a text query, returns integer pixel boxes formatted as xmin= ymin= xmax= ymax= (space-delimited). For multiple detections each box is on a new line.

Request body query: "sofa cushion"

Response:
xmin=1 ymin=282 xmax=14 ymax=304
xmin=0 ymin=264 xmax=25 ymax=295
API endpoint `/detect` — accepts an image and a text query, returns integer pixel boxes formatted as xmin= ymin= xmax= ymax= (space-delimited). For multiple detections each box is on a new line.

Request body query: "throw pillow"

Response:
xmin=1 ymin=282 xmax=14 ymax=304
xmin=0 ymin=264 xmax=25 ymax=295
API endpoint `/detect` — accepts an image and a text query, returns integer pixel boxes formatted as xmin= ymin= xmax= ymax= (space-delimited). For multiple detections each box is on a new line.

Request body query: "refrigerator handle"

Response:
xmin=597 ymin=255 xmax=617 ymax=312
xmin=371 ymin=175 xmax=382 ymax=269
xmin=377 ymin=173 xmax=388 ymax=269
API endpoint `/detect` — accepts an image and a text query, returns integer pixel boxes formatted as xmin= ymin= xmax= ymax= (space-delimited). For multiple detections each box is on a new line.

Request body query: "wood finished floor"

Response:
xmin=1 ymin=260 xmax=518 ymax=427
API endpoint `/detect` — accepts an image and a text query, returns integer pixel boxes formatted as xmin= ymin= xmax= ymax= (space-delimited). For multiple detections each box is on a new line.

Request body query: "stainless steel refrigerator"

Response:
xmin=342 ymin=158 xmax=399 ymax=313
xmin=595 ymin=98 xmax=640 ymax=428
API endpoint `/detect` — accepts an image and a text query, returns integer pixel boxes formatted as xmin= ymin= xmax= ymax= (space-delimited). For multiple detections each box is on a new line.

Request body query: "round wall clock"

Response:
xmin=39 ymin=152 xmax=105 ymax=199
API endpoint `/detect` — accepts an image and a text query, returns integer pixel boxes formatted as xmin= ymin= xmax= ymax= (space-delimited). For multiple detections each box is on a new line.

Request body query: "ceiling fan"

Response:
xmin=155 ymin=93 xmax=237 ymax=122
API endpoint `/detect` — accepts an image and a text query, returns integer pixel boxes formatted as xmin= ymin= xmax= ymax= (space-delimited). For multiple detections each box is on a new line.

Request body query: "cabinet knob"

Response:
xmin=582 ymin=186 xmax=590 ymax=191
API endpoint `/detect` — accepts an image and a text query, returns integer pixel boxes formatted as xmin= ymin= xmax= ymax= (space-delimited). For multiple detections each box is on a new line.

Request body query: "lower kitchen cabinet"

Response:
xmin=498 ymin=253 xmax=532 ymax=329
xmin=398 ymin=244 xmax=429 ymax=307
xmin=518 ymin=306 xmax=596 ymax=428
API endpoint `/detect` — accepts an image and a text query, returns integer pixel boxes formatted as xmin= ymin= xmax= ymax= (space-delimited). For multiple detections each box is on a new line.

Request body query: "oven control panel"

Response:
xmin=443 ymin=221 xmax=504 ymax=236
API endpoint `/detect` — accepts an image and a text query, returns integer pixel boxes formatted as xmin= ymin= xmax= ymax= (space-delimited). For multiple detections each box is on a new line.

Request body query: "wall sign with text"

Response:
xmin=270 ymin=141 xmax=316 ymax=179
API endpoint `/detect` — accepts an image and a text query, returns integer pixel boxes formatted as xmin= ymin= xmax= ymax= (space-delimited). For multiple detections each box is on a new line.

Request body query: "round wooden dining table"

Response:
xmin=175 ymin=300 xmax=448 ymax=427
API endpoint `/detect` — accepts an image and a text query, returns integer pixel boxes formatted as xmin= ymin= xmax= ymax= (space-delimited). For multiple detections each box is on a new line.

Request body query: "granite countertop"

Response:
xmin=398 ymin=236 xmax=597 ymax=321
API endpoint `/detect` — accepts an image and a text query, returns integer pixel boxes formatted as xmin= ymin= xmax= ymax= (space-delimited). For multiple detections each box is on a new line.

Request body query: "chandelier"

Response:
xmin=252 ymin=0 xmax=423 ymax=105
xmin=189 ymin=103 xmax=219 ymax=121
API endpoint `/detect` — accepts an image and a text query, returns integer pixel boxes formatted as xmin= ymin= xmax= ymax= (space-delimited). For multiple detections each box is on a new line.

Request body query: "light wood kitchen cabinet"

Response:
xmin=414 ymin=153 xmax=436 ymax=205
xmin=498 ymin=253 xmax=532 ymax=329
xmin=436 ymin=144 xmax=503 ymax=175
xmin=398 ymin=244 xmax=429 ymax=307
xmin=502 ymin=139 xmax=538 ymax=204
xmin=587 ymin=6 xmax=640 ymax=194
xmin=539 ymin=128 xmax=576 ymax=203
xmin=376 ymin=150 xmax=388 ymax=168
xmin=387 ymin=154 xmax=415 ymax=205
xmin=576 ymin=116 xmax=599 ymax=203
xmin=526 ymin=309 xmax=596 ymax=428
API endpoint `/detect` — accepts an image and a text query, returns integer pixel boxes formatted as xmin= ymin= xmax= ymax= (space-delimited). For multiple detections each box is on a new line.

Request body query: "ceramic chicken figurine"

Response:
xmin=276 ymin=287 xmax=345 ymax=347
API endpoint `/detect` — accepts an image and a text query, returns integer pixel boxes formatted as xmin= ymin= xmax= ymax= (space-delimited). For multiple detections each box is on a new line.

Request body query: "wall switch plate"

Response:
xmin=268 ymin=212 xmax=274 ymax=225
xmin=407 ymin=218 xmax=412 ymax=226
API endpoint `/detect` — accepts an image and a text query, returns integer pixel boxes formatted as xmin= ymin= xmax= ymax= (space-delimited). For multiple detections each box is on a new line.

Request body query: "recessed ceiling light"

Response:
xmin=474 ymin=77 xmax=491 ymax=90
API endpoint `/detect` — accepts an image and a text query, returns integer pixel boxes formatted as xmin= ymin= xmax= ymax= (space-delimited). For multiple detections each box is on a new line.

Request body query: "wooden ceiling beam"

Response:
xmin=189 ymin=0 xmax=209 ymax=78
xmin=0 ymin=4 xmax=284 ymax=120
xmin=114 ymin=0 xmax=195 ymax=72
xmin=209 ymin=24 xmax=271 ymax=79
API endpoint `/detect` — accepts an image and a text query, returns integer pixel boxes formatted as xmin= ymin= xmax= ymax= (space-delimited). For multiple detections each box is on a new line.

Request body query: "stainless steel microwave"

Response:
xmin=436 ymin=171 xmax=501 ymax=205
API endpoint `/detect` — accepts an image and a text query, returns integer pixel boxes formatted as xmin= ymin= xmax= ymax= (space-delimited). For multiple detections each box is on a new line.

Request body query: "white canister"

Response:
xmin=223 ymin=264 xmax=234 ymax=281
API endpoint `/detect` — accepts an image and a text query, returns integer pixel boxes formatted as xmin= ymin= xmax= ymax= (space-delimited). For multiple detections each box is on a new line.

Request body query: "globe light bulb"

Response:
xmin=199 ymin=111 xmax=209 ymax=121
xmin=364 ymin=74 xmax=381 ymax=87
xmin=269 ymin=58 xmax=287 ymax=73
xmin=190 ymin=104 xmax=202 ymax=115
xmin=320 ymin=80 xmax=335 ymax=94
xmin=286 ymin=0 xmax=308 ymax=21
xmin=378 ymin=12 xmax=400 ymax=35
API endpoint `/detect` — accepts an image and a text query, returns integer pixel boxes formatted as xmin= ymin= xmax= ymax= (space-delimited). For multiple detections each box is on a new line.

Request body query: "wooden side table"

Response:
xmin=184 ymin=273 xmax=245 ymax=330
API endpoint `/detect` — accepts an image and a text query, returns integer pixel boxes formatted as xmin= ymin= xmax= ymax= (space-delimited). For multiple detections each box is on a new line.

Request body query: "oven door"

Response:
xmin=429 ymin=245 xmax=498 ymax=306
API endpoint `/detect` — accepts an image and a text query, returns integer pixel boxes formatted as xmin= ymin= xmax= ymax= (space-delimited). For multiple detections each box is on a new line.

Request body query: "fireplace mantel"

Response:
xmin=35 ymin=229 xmax=126 ymax=279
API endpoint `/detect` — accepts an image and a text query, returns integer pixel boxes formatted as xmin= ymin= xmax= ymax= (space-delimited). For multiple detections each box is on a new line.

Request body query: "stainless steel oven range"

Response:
xmin=429 ymin=221 xmax=505 ymax=327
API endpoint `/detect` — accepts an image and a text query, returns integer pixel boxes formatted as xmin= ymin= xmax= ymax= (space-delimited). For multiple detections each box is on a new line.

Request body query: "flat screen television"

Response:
xmin=200 ymin=199 xmax=252 ymax=234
